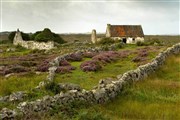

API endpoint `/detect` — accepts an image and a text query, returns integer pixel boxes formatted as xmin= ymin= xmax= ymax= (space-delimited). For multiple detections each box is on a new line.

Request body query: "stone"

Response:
xmin=117 ymin=74 xmax=122 ymax=79
xmin=35 ymin=71 xmax=41 ymax=75
xmin=5 ymin=73 xmax=14 ymax=78
xmin=0 ymin=108 xmax=17 ymax=119
xmin=6 ymin=48 xmax=16 ymax=52
xmin=91 ymin=29 xmax=97 ymax=44
xmin=58 ymin=83 xmax=81 ymax=91
xmin=9 ymin=91 xmax=27 ymax=102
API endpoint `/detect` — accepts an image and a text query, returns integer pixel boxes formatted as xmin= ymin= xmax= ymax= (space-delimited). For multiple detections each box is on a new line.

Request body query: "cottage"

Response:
xmin=106 ymin=24 xmax=144 ymax=44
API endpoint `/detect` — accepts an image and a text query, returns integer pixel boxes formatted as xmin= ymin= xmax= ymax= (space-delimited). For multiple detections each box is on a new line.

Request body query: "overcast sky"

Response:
xmin=0 ymin=0 xmax=179 ymax=34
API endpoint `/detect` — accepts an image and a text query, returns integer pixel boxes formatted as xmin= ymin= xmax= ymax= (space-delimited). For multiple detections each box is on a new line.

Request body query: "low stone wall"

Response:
xmin=1 ymin=43 xmax=180 ymax=119
xmin=14 ymin=39 xmax=54 ymax=50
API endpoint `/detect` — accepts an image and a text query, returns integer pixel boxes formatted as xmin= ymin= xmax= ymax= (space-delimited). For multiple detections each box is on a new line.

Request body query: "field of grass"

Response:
xmin=80 ymin=54 xmax=180 ymax=120
xmin=55 ymin=58 xmax=137 ymax=90
xmin=33 ymin=54 xmax=180 ymax=120
xmin=0 ymin=34 xmax=179 ymax=119
xmin=54 ymin=45 xmax=165 ymax=90
xmin=0 ymin=73 xmax=47 ymax=96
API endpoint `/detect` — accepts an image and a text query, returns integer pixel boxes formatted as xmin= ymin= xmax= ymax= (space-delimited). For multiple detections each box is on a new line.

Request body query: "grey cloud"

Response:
xmin=1 ymin=0 xmax=179 ymax=34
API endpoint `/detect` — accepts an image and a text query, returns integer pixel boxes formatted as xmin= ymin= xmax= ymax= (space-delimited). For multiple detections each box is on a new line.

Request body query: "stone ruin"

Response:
xmin=13 ymin=29 xmax=54 ymax=50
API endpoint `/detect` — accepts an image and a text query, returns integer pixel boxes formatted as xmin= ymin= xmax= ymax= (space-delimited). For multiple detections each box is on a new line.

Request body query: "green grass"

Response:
xmin=54 ymin=45 xmax=163 ymax=90
xmin=87 ymin=54 xmax=180 ymax=119
xmin=0 ymin=72 xmax=47 ymax=96
xmin=40 ymin=54 xmax=180 ymax=120
xmin=54 ymin=57 xmax=137 ymax=90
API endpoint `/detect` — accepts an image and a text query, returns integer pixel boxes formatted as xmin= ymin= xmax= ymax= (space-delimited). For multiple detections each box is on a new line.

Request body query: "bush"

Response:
xmin=44 ymin=82 xmax=61 ymax=94
xmin=59 ymin=60 xmax=71 ymax=66
xmin=36 ymin=61 xmax=49 ymax=72
xmin=65 ymin=53 xmax=82 ymax=61
xmin=80 ymin=60 xmax=102 ymax=72
xmin=132 ymin=56 xmax=147 ymax=63
xmin=34 ymin=28 xmax=65 ymax=44
xmin=15 ymin=45 xmax=27 ymax=51
xmin=114 ymin=42 xmax=124 ymax=49
xmin=92 ymin=51 xmax=119 ymax=64
xmin=98 ymin=37 xmax=115 ymax=45
xmin=136 ymin=41 xmax=145 ymax=46
xmin=3 ymin=65 xmax=29 ymax=75
xmin=20 ymin=61 xmax=37 ymax=67
xmin=138 ymin=49 xmax=148 ymax=57
xmin=30 ymin=31 xmax=41 ymax=40
xmin=83 ymin=52 xmax=97 ymax=58
xmin=55 ymin=66 xmax=76 ymax=74
xmin=8 ymin=31 xmax=30 ymax=43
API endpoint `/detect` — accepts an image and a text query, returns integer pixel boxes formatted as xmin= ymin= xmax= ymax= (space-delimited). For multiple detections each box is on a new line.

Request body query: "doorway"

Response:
xmin=122 ymin=38 xmax=127 ymax=43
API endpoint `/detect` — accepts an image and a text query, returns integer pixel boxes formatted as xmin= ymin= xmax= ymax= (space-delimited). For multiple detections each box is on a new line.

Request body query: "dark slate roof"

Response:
xmin=110 ymin=25 xmax=144 ymax=37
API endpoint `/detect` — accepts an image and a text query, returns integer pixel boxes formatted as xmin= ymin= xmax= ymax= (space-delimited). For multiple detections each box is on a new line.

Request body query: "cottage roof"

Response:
xmin=110 ymin=25 xmax=144 ymax=37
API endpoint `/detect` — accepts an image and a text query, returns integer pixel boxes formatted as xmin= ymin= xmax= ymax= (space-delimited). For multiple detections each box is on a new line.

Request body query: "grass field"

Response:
xmin=32 ymin=53 xmax=180 ymax=120
xmin=78 ymin=54 xmax=180 ymax=120
xmin=0 ymin=34 xmax=179 ymax=119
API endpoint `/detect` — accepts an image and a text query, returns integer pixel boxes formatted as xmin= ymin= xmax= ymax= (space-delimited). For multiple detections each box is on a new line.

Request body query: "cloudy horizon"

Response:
xmin=0 ymin=0 xmax=179 ymax=35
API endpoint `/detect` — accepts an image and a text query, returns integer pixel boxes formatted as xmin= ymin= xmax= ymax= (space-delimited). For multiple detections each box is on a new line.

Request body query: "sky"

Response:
xmin=0 ymin=0 xmax=179 ymax=35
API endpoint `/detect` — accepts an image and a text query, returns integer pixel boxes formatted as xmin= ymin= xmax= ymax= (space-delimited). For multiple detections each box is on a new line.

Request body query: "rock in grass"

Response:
xmin=0 ymin=108 xmax=17 ymax=120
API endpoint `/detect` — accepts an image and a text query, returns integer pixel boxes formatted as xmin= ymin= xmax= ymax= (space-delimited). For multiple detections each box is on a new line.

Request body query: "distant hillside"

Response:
xmin=59 ymin=33 xmax=105 ymax=42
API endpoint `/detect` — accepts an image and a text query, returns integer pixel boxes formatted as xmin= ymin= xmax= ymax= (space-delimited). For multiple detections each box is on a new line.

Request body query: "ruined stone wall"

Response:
xmin=13 ymin=31 xmax=54 ymax=50
xmin=1 ymin=43 xmax=180 ymax=119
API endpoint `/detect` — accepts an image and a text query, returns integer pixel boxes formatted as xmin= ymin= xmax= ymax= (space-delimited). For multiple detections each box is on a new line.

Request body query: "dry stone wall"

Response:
xmin=1 ymin=43 xmax=180 ymax=119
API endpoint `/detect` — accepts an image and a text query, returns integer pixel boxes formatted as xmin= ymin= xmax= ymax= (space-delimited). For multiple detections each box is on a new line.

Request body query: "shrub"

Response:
xmin=36 ymin=61 xmax=49 ymax=72
xmin=114 ymin=42 xmax=125 ymax=49
xmin=101 ymin=45 xmax=109 ymax=51
xmin=59 ymin=60 xmax=71 ymax=66
xmin=92 ymin=51 xmax=119 ymax=64
xmin=80 ymin=60 xmax=102 ymax=72
xmin=117 ymin=50 xmax=130 ymax=58
xmin=136 ymin=41 xmax=145 ymax=46
xmin=3 ymin=65 xmax=29 ymax=75
xmin=132 ymin=56 xmax=147 ymax=62
xmin=98 ymin=37 xmax=115 ymax=45
xmin=34 ymin=28 xmax=65 ymax=44
xmin=44 ymin=82 xmax=61 ymax=94
xmin=55 ymin=66 xmax=76 ymax=74
xmin=15 ymin=45 xmax=27 ymax=51
xmin=65 ymin=53 xmax=82 ymax=61
xmin=20 ymin=61 xmax=37 ymax=67
xmin=138 ymin=50 xmax=148 ymax=57
xmin=83 ymin=52 xmax=97 ymax=58
xmin=30 ymin=31 xmax=41 ymax=40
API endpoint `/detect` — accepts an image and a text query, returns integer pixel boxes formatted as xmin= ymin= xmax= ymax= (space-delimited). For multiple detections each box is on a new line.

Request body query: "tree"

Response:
xmin=30 ymin=31 xmax=41 ymax=40
xmin=8 ymin=31 xmax=16 ymax=43
xmin=34 ymin=28 xmax=65 ymax=44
